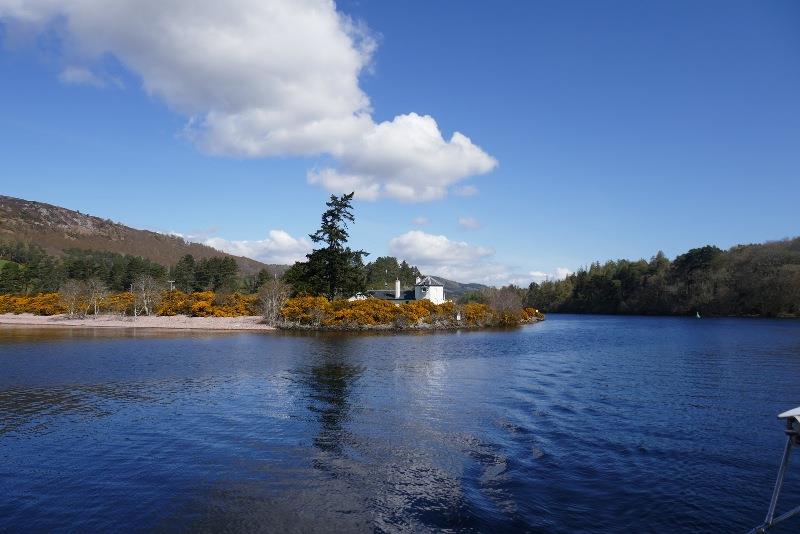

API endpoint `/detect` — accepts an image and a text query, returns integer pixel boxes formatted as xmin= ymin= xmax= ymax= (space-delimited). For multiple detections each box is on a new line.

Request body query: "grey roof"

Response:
xmin=366 ymin=289 xmax=415 ymax=301
xmin=415 ymin=276 xmax=443 ymax=287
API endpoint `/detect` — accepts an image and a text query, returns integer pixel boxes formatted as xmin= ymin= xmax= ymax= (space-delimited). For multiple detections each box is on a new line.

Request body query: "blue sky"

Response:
xmin=1 ymin=0 xmax=798 ymax=284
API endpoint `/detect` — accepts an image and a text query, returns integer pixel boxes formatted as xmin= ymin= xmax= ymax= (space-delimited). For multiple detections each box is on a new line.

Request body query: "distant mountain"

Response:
xmin=434 ymin=276 xmax=488 ymax=300
xmin=0 ymin=195 xmax=272 ymax=275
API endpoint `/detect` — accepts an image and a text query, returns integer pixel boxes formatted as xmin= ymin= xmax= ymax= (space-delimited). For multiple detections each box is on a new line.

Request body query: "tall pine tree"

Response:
xmin=284 ymin=192 xmax=368 ymax=299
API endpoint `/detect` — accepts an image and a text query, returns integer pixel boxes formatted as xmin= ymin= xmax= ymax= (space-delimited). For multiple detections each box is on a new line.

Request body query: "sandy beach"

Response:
xmin=0 ymin=313 xmax=275 ymax=331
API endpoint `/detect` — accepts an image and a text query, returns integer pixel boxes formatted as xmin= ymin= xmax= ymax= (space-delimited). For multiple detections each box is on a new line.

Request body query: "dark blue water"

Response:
xmin=2 ymin=315 xmax=800 ymax=532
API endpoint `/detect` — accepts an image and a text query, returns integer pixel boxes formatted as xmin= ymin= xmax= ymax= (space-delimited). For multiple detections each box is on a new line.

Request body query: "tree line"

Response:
xmin=0 ymin=242 xmax=274 ymax=295
xmin=523 ymin=239 xmax=800 ymax=317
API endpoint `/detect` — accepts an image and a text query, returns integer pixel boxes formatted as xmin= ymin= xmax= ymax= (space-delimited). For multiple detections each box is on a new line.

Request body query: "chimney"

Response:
xmin=395 ymin=279 xmax=401 ymax=299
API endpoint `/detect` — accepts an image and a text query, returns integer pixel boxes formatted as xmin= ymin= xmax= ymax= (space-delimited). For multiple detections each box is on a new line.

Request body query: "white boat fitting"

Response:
xmin=749 ymin=407 xmax=800 ymax=533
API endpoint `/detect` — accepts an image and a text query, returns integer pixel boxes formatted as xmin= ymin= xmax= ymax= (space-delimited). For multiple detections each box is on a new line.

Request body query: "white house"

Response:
xmin=413 ymin=276 xmax=446 ymax=304
xmin=352 ymin=276 xmax=446 ymax=304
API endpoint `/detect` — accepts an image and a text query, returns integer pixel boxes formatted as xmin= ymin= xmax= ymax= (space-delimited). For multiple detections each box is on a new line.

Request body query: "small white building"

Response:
xmin=354 ymin=275 xmax=447 ymax=304
xmin=414 ymin=276 xmax=445 ymax=304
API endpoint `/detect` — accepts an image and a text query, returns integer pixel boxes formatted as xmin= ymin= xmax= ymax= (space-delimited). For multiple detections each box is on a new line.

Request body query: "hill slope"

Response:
xmin=435 ymin=277 xmax=488 ymax=300
xmin=0 ymin=195 xmax=269 ymax=275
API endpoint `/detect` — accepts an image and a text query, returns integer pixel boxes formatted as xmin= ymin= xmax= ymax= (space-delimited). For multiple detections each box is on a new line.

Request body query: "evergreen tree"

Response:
xmin=284 ymin=192 xmax=368 ymax=299
xmin=171 ymin=254 xmax=197 ymax=292
xmin=195 ymin=256 xmax=238 ymax=291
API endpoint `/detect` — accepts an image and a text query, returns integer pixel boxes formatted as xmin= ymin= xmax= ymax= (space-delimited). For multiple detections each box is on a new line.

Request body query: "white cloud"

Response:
xmin=390 ymin=230 xmax=492 ymax=265
xmin=388 ymin=230 xmax=574 ymax=286
xmin=555 ymin=267 xmax=573 ymax=279
xmin=205 ymin=230 xmax=311 ymax=265
xmin=0 ymin=0 xmax=497 ymax=200
xmin=454 ymin=185 xmax=478 ymax=197
xmin=388 ymin=230 xmax=507 ymax=284
xmin=412 ymin=216 xmax=429 ymax=225
xmin=307 ymin=167 xmax=380 ymax=201
xmin=458 ymin=216 xmax=480 ymax=229
xmin=58 ymin=66 xmax=106 ymax=87
xmin=310 ymin=113 xmax=496 ymax=201
xmin=520 ymin=267 xmax=574 ymax=284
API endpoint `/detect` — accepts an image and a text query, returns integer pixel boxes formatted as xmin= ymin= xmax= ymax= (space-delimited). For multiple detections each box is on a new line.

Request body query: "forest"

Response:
xmin=523 ymin=238 xmax=800 ymax=317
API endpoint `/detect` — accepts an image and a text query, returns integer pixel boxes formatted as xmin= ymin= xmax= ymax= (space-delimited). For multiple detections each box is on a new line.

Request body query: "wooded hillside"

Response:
xmin=525 ymin=238 xmax=800 ymax=317
xmin=0 ymin=195 xmax=269 ymax=275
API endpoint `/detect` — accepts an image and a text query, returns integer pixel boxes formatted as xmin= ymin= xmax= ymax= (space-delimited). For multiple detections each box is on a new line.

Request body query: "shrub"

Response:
xmin=281 ymin=295 xmax=330 ymax=325
xmin=461 ymin=302 xmax=493 ymax=327
xmin=191 ymin=299 xmax=214 ymax=317
xmin=211 ymin=293 xmax=259 ymax=317
xmin=157 ymin=290 xmax=193 ymax=316
xmin=103 ymin=293 xmax=134 ymax=315
xmin=325 ymin=298 xmax=400 ymax=327
xmin=27 ymin=293 xmax=64 ymax=315
xmin=0 ymin=293 xmax=65 ymax=315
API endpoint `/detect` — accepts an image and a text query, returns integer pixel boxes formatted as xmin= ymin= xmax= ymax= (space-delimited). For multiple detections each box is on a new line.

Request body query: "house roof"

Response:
xmin=415 ymin=276 xmax=443 ymax=287
xmin=366 ymin=289 xmax=415 ymax=301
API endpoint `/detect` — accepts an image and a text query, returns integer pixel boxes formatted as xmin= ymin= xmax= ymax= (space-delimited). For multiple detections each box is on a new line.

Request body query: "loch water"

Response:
xmin=2 ymin=315 xmax=800 ymax=532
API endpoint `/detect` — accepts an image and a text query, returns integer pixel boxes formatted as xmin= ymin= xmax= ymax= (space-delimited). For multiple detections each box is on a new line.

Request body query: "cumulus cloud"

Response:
xmin=388 ymin=230 xmax=573 ymax=286
xmin=0 ymin=0 xmax=497 ymax=200
xmin=388 ymin=230 xmax=508 ymax=284
xmin=390 ymin=230 xmax=492 ymax=265
xmin=309 ymin=113 xmax=496 ymax=201
xmin=458 ymin=216 xmax=480 ymax=229
xmin=205 ymin=230 xmax=311 ymax=265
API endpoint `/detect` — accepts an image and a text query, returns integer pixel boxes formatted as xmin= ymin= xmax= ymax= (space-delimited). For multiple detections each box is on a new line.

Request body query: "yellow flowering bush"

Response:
xmin=102 ymin=293 xmax=134 ymax=315
xmin=0 ymin=288 xmax=545 ymax=326
xmin=0 ymin=293 xmax=65 ymax=315
xmin=156 ymin=290 xmax=192 ymax=316
xmin=281 ymin=295 xmax=330 ymax=325
xmin=275 ymin=295 xmax=536 ymax=330
xmin=461 ymin=303 xmax=493 ymax=327
xmin=326 ymin=298 xmax=400 ymax=327
xmin=211 ymin=293 xmax=260 ymax=317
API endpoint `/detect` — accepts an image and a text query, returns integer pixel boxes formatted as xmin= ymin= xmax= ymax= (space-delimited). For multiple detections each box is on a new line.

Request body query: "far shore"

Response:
xmin=0 ymin=313 xmax=275 ymax=331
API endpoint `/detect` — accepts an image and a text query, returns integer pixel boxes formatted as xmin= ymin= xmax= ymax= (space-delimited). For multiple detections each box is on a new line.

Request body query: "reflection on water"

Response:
xmin=2 ymin=316 xmax=800 ymax=532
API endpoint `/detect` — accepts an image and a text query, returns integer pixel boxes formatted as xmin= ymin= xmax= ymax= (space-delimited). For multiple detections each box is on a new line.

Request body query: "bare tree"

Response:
xmin=132 ymin=275 xmax=164 ymax=317
xmin=484 ymin=285 xmax=525 ymax=319
xmin=59 ymin=279 xmax=88 ymax=317
xmin=258 ymin=278 xmax=291 ymax=326
xmin=85 ymin=277 xmax=109 ymax=316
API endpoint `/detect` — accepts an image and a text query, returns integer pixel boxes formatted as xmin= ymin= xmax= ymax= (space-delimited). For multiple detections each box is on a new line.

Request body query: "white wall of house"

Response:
xmin=415 ymin=284 xmax=445 ymax=304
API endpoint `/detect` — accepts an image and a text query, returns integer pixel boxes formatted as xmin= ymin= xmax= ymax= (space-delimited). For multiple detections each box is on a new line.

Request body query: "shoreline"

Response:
xmin=278 ymin=316 xmax=544 ymax=331
xmin=0 ymin=313 xmax=544 ymax=333
xmin=0 ymin=313 xmax=275 ymax=331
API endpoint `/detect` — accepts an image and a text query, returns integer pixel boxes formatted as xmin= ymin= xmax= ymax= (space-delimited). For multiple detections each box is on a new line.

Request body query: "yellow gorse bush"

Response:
xmin=280 ymin=295 xmax=330 ymax=324
xmin=0 ymin=290 xmax=262 ymax=317
xmin=277 ymin=296 xmax=537 ymax=329
xmin=0 ymin=290 xmax=544 ymax=327
xmin=103 ymin=293 xmax=135 ymax=315
xmin=0 ymin=293 xmax=65 ymax=315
